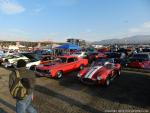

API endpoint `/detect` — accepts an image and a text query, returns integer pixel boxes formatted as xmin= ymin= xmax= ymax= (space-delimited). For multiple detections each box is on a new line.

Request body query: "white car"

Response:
xmin=26 ymin=60 xmax=41 ymax=70
xmin=21 ymin=52 xmax=41 ymax=70
xmin=2 ymin=54 xmax=29 ymax=68
xmin=71 ymin=52 xmax=88 ymax=58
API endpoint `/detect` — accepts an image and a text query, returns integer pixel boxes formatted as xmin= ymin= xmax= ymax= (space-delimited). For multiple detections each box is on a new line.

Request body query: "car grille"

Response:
xmin=36 ymin=68 xmax=50 ymax=74
xmin=81 ymin=78 xmax=97 ymax=85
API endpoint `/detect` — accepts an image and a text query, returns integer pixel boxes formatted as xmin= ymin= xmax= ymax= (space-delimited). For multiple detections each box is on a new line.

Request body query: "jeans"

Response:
xmin=16 ymin=94 xmax=37 ymax=113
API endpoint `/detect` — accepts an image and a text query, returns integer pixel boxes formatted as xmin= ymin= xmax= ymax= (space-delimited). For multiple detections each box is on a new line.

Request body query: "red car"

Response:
xmin=77 ymin=58 xmax=121 ymax=86
xmin=35 ymin=56 xmax=88 ymax=78
xmin=127 ymin=53 xmax=150 ymax=69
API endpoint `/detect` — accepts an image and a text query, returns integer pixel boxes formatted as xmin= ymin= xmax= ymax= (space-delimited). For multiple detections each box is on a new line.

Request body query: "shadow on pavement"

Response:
xmin=58 ymin=71 xmax=85 ymax=90
xmin=58 ymin=71 xmax=150 ymax=108
xmin=35 ymin=85 xmax=103 ymax=113
xmin=0 ymin=108 xmax=8 ymax=113
xmin=83 ymin=71 xmax=150 ymax=108
xmin=0 ymin=98 xmax=15 ymax=112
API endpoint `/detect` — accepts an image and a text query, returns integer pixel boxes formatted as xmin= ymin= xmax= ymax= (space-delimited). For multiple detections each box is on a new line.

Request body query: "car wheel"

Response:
xmin=105 ymin=76 xmax=110 ymax=86
xmin=56 ymin=71 xmax=63 ymax=79
xmin=79 ymin=64 xmax=84 ymax=70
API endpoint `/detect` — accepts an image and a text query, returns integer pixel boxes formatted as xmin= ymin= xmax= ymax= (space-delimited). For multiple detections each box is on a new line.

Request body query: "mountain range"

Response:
xmin=93 ymin=35 xmax=150 ymax=45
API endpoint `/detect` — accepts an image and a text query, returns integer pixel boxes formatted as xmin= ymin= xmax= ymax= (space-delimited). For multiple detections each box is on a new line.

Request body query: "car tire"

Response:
xmin=56 ymin=71 xmax=63 ymax=79
xmin=79 ymin=64 xmax=84 ymax=70
xmin=104 ymin=76 xmax=110 ymax=86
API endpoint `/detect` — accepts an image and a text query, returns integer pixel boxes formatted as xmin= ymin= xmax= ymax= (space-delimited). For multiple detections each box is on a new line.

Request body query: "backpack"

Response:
xmin=9 ymin=70 xmax=28 ymax=100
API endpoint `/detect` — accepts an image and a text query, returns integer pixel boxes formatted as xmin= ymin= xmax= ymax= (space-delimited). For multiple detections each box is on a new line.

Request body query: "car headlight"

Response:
xmin=77 ymin=73 xmax=81 ymax=78
xmin=97 ymin=76 xmax=102 ymax=80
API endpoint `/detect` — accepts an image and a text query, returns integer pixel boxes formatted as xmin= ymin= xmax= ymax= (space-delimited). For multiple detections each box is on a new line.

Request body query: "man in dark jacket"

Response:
xmin=9 ymin=59 xmax=37 ymax=113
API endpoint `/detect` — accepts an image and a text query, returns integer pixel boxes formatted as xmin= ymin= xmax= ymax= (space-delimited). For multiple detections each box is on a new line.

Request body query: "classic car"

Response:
xmin=35 ymin=56 xmax=88 ymax=78
xmin=2 ymin=54 xmax=29 ymax=68
xmin=127 ymin=53 xmax=150 ymax=69
xmin=77 ymin=58 xmax=121 ymax=86
xmin=21 ymin=52 xmax=41 ymax=70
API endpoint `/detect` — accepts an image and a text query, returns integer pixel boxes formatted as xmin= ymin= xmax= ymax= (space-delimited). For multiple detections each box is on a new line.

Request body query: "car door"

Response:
xmin=73 ymin=57 xmax=80 ymax=69
xmin=66 ymin=58 xmax=76 ymax=72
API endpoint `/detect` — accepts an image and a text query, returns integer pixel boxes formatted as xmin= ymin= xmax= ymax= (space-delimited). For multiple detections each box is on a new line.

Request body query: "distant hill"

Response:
xmin=93 ymin=35 xmax=150 ymax=45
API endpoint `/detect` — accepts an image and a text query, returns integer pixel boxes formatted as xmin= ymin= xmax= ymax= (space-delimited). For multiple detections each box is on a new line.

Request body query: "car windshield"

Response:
xmin=133 ymin=54 xmax=148 ymax=58
xmin=91 ymin=58 xmax=114 ymax=66
xmin=130 ymin=54 xmax=149 ymax=61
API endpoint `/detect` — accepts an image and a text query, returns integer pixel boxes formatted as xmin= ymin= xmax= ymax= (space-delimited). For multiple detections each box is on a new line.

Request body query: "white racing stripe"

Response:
xmin=85 ymin=66 xmax=102 ymax=79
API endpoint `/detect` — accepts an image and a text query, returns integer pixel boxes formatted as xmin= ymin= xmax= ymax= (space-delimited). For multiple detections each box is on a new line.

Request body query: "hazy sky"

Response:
xmin=0 ymin=0 xmax=150 ymax=42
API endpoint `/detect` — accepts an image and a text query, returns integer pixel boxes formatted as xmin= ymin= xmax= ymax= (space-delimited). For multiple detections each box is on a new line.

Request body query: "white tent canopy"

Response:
xmin=8 ymin=45 xmax=19 ymax=50
xmin=8 ymin=45 xmax=26 ymax=50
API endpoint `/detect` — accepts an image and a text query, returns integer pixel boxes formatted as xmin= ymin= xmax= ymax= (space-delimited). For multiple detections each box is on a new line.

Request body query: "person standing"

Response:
xmin=9 ymin=59 xmax=37 ymax=113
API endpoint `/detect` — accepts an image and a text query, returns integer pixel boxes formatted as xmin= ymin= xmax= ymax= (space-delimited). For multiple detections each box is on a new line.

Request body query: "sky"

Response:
xmin=0 ymin=0 xmax=150 ymax=42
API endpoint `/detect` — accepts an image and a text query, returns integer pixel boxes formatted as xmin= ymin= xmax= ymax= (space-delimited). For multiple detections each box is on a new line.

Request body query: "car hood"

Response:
xmin=79 ymin=66 xmax=106 ymax=79
xmin=36 ymin=62 xmax=62 ymax=70
xmin=26 ymin=61 xmax=41 ymax=67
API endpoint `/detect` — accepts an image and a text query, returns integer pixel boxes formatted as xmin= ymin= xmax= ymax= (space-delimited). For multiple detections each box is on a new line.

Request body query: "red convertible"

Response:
xmin=35 ymin=56 xmax=88 ymax=78
xmin=77 ymin=58 xmax=121 ymax=86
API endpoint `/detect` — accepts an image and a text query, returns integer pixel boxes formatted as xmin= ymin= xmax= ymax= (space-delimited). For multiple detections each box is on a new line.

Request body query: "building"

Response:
xmin=67 ymin=38 xmax=86 ymax=47
xmin=0 ymin=41 xmax=53 ymax=49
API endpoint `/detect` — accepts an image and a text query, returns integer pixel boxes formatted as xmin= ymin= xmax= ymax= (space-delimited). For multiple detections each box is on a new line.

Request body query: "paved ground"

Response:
xmin=0 ymin=67 xmax=150 ymax=113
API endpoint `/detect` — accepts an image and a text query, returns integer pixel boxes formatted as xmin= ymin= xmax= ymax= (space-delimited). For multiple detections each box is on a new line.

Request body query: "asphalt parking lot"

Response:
xmin=0 ymin=67 xmax=150 ymax=113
